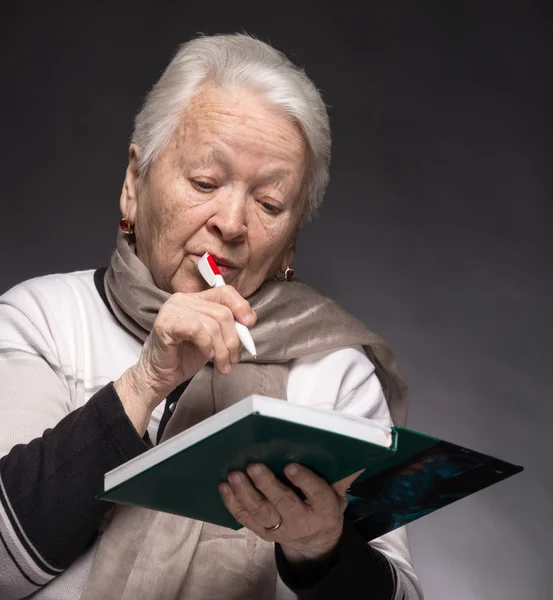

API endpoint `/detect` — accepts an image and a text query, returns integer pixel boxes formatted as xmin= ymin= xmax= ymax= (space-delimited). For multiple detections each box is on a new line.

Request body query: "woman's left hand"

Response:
xmin=219 ymin=463 xmax=363 ymax=565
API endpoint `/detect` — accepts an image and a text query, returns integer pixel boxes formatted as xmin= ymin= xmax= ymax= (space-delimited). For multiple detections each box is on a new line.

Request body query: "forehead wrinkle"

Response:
xmin=191 ymin=148 xmax=232 ymax=171
xmin=191 ymin=146 xmax=295 ymax=189
xmin=173 ymin=90 xmax=307 ymax=193
xmin=189 ymin=101 xmax=306 ymax=161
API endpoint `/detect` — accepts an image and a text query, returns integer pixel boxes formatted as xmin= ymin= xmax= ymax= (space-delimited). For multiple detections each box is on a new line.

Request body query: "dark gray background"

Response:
xmin=2 ymin=2 xmax=551 ymax=598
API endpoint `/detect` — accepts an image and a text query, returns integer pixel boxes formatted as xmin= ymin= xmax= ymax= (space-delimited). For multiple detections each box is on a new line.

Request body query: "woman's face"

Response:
xmin=121 ymin=84 xmax=308 ymax=298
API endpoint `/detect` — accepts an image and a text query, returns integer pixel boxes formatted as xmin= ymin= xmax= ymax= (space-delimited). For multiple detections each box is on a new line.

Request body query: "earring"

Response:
xmin=119 ymin=217 xmax=134 ymax=235
xmin=275 ymin=267 xmax=295 ymax=282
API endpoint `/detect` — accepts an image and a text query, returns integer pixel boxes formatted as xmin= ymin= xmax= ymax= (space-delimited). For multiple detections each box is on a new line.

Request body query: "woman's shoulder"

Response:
xmin=288 ymin=346 xmax=375 ymax=397
xmin=287 ymin=345 xmax=393 ymax=424
xmin=2 ymin=269 xmax=99 ymax=306
xmin=0 ymin=269 xmax=107 ymax=330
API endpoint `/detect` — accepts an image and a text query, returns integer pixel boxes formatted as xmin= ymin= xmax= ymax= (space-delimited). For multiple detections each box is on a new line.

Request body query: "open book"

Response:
xmin=100 ymin=395 xmax=523 ymax=540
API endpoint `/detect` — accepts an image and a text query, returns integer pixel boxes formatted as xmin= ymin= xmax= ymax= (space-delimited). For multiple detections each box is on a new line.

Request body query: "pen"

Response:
xmin=197 ymin=252 xmax=257 ymax=359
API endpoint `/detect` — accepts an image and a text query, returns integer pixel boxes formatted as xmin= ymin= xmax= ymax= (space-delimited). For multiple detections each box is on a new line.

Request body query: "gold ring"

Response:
xmin=263 ymin=518 xmax=283 ymax=532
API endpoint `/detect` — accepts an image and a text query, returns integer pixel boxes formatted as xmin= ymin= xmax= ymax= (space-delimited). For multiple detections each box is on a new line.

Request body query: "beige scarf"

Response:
xmin=81 ymin=231 xmax=408 ymax=600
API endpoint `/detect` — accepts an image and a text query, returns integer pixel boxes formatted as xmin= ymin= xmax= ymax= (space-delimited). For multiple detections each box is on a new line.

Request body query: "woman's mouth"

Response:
xmin=192 ymin=254 xmax=238 ymax=277
xmin=209 ymin=254 xmax=237 ymax=270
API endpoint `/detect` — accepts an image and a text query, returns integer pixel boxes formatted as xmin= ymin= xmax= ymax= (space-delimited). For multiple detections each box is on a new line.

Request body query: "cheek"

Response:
xmin=250 ymin=221 xmax=281 ymax=251
xmin=248 ymin=223 xmax=293 ymax=270
xmin=136 ymin=180 xmax=165 ymax=237
xmin=141 ymin=178 xmax=201 ymax=243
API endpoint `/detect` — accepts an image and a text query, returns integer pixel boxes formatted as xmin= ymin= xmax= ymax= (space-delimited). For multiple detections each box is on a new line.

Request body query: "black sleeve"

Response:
xmin=0 ymin=382 xmax=150 ymax=570
xmin=275 ymin=517 xmax=395 ymax=599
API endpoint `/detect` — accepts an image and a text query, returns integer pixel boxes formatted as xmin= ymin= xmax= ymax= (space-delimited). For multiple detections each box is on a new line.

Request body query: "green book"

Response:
xmin=100 ymin=395 xmax=523 ymax=540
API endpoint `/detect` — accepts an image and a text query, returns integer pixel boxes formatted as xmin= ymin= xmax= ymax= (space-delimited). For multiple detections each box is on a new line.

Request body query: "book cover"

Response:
xmin=100 ymin=412 xmax=434 ymax=530
xmin=346 ymin=432 xmax=524 ymax=541
xmin=100 ymin=407 xmax=523 ymax=536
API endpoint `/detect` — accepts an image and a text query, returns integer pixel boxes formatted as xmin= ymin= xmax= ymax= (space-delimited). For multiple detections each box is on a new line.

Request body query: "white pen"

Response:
xmin=197 ymin=252 xmax=257 ymax=359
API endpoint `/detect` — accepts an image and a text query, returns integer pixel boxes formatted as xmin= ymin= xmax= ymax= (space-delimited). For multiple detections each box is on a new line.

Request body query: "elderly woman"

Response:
xmin=0 ymin=34 xmax=423 ymax=600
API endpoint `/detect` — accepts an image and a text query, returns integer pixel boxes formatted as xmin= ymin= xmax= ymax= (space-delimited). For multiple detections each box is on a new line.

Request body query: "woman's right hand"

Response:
xmin=114 ymin=286 xmax=256 ymax=434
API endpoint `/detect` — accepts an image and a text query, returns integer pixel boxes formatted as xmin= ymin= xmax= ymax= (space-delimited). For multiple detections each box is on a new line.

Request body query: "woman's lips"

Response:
xmin=192 ymin=254 xmax=238 ymax=277
xmin=209 ymin=254 xmax=237 ymax=269
xmin=214 ymin=263 xmax=233 ymax=276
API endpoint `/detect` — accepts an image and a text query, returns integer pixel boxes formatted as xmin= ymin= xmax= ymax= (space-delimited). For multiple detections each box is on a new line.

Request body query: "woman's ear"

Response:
xmin=120 ymin=144 xmax=140 ymax=222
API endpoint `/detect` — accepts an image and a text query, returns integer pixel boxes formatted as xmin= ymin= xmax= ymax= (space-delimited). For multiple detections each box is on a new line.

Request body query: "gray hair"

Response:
xmin=131 ymin=33 xmax=331 ymax=225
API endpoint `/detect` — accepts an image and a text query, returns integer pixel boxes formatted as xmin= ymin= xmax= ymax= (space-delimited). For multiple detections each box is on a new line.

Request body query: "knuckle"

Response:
xmin=234 ymin=507 xmax=250 ymax=523
xmin=169 ymin=292 xmax=185 ymax=303
xmin=154 ymin=308 xmax=172 ymax=329
xmin=218 ymin=348 xmax=231 ymax=362
xmin=250 ymin=501 xmax=270 ymax=519
xmin=222 ymin=304 xmax=235 ymax=322
xmin=222 ymin=284 xmax=238 ymax=298
xmin=165 ymin=293 xmax=188 ymax=312
xmin=214 ymin=303 xmax=234 ymax=324
xmin=223 ymin=285 xmax=245 ymax=306
xmin=152 ymin=314 xmax=174 ymax=341
xmin=273 ymin=492 xmax=296 ymax=514
xmin=204 ymin=318 xmax=219 ymax=335
xmin=151 ymin=320 xmax=164 ymax=338
xmin=227 ymin=336 xmax=241 ymax=354
xmin=187 ymin=319 xmax=204 ymax=337
xmin=238 ymin=300 xmax=252 ymax=315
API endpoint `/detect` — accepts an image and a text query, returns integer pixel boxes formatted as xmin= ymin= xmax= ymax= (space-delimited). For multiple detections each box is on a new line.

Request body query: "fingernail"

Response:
xmin=285 ymin=464 xmax=298 ymax=476
xmin=248 ymin=463 xmax=263 ymax=476
xmin=229 ymin=472 xmax=242 ymax=485
xmin=219 ymin=483 xmax=230 ymax=496
xmin=223 ymin=364 xmax=231 ymax=375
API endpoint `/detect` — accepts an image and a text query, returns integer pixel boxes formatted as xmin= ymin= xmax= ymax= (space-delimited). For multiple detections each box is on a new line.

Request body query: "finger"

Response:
xmin=226 ymin=471 xmax=281 ymax=529
xmin=156 ymin=298 xmax=237 ymax=374
xmin=199 ymin=285 xmax=257 ymax=328
xmin=168 ymin=295 xmax=242 ymax=367
xmin=219 ymin=483 xmax=272 ymax=538
xmin=174 ymin=317 xmax=214 ymax=360
xmin=153 ymin=306 xmax=214 ymax=358
xmin=283 ymin=463 xmax=337 ymax=514
xmin=246 ymin=464 xmax=306 ymax=519
xmin=332 ymin=469 xmax=366 ymax=499
xmin=195 ymin=314 xmax=232 ymax=375
xmin=166 ymin=308 xmax=231 ymax=374
xmin=186 ymin=298 xmax=242 ymax=361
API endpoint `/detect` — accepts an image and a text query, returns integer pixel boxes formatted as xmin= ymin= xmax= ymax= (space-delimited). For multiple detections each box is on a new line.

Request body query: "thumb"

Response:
xmin=332 ymin=469 xmax=365 ymax=499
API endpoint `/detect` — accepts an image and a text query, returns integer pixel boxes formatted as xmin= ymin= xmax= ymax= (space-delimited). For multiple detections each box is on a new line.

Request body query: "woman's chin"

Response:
xmin=166 ymin=270 xmax=210 ymax=295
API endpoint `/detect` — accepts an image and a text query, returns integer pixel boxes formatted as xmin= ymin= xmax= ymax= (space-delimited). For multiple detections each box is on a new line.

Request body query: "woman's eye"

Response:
xmin=261 ymin=201 xmax=282 ymax=214
xmin=192 ymin=180 xmax=216 ymax=192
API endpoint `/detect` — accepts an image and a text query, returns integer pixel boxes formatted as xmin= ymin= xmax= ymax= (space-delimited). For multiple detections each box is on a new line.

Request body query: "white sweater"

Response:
xmin=0 ymin=270 xmax=423 ymax=600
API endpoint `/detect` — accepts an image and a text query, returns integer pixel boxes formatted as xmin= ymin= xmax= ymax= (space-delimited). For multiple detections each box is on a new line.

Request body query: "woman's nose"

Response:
xmin=206 ymin=190 xmax=248 ymax=242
